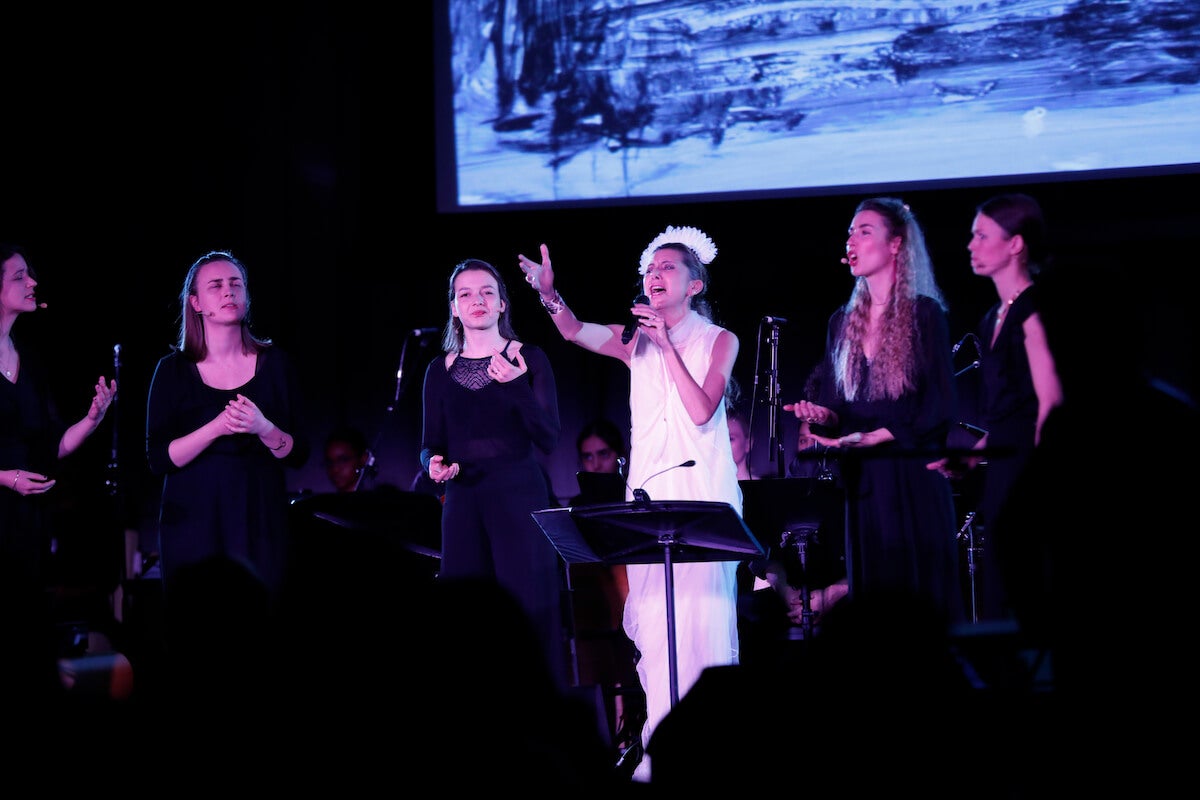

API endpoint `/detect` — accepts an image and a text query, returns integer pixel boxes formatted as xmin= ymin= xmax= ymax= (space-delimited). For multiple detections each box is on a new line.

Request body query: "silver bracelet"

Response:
xmin=540 ymin=291 xmax=565 ymax=315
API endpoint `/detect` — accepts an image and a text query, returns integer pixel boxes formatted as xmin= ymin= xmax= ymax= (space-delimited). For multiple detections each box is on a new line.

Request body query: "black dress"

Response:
xmin=811 ymin=297 xmax=964 ymax=626
xmin=145 ymin=347 xmax=309 ymax=606
xmin=0 ymin=347 xmax=62 ymax=599
xmin=973 ymin=285 xmax=1040 ymax=622
xmin=0 ymin=345 xmax=66 ymax=693
xmin=419 ymin=342 xmax=565 ymax=686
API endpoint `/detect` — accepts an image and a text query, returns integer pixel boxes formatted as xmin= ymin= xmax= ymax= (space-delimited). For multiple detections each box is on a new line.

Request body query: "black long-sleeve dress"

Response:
xmin=811 ymin=297 xmax=965 ymax=625
xmin=419 ymin=342 xmax=565 ymax=685
xmin=0 ymin=344 xmax=66 ymax=690
xmin=146 ymin=346 xmax=309 ymax=606
xmin=0 ymin=346 xmax=62 ymax=599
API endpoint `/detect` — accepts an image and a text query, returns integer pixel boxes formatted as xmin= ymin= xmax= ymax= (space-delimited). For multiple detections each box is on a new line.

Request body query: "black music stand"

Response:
xmin=288 ymin=489 xmax=443 ymax=586
xmin=739 ymin=477 xmax=847 ymax=640
xmin=532 ymin=500 xmax=764 ymax=707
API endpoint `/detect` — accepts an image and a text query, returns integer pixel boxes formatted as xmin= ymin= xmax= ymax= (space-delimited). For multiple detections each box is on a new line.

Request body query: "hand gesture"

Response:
xmin=223 ymin=393 xmax=271 ymax=436
xmin=487 ymin=345 xmax=526 ymax=383
xmin=927 ymin=453 xmax=981 ymax=479
xmin=631 ymin=297 xmax=671 ymax=347
xmin=9 ymin=470 xmax=56 ymax=496
xmin=783 ymin=399 xmax=834 ymax=427
xmin=87 ymin=377 xmax=118 ymax=423
xmin=429 ymin=454 xmax=460 ymax=483
xmin=518 ymin=243 xmax=556 ymax=297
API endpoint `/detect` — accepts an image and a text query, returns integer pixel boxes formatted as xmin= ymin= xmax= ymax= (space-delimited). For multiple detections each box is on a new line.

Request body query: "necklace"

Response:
xmin=994 ymin=283 xmax=1032 ymax=328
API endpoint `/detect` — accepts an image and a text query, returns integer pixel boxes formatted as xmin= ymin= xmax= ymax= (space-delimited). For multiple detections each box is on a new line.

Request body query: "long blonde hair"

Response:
xmin=832 ymin=198 xmax=946 ymax=402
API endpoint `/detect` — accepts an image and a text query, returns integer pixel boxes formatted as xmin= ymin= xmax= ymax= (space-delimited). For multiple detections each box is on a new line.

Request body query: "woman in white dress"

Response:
xmin=519 ymin=226 xmax=742 ymax=783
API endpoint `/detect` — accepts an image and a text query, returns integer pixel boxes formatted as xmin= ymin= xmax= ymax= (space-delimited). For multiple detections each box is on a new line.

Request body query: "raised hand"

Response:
xmin=87 ymin=377 xmax=118 ymax=422
xmin=518 ymin=243 xmax=556 ymax=297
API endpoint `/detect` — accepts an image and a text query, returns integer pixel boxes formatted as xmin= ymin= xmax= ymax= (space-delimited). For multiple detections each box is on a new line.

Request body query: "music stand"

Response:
xmin=532 ymin=499 xmax=764 ymax=707
xmin=288 ymin=489 xmax=443 ymax=582
xmin=738 ymin=477 xmax=847 ymax=640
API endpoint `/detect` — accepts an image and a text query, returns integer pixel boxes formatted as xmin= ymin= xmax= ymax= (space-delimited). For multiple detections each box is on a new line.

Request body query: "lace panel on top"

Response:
xmin=449 ymin=356 xmax=492 ymax=391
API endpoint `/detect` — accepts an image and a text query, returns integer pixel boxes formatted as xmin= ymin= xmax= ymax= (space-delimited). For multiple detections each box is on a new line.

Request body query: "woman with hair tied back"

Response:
xmin=520 ymin=225 xmax=742 ymax=783
xmin=927 ymin=192 xmax=1063 ymax=624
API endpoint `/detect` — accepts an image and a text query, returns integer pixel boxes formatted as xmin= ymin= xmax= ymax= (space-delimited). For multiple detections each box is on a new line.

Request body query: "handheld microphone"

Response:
xmin=411 ymin=327 xmax=440 ymax=338
xmin=631 ymin=459 xmax=696 ymax=505
xmin=763 ymin=315 xmax=788 ymax=325
xmin=622 ymin=294 xmax=650 ymax=345
xmin=37 ymin=303 xmax=48 ymax=309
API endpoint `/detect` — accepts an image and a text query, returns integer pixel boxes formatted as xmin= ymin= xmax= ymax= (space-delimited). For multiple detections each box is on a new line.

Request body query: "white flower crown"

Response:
xmin=639 ymin=225 xmax=718 ymax=274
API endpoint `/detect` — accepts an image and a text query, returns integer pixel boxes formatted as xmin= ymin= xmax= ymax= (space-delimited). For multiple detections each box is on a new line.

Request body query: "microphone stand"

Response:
xmin=783 ymin=525 xmax=820 ymax=640
xmin=765 ymin=321 xmax=785 ymax=477
xmin=106 ymin=344 xmax=121 ymax=498
xmin=387 ymin=335 xmax=415 ymax=415
xmin=106 ymin=344 xmax=128 ymax=619
xmin=957 ymin=512 xmax=980 ymax=624
xmin=373 ymin=329 xmax=429 ymax=491
xmin=364 ymin=336 xmax=416 ymax=492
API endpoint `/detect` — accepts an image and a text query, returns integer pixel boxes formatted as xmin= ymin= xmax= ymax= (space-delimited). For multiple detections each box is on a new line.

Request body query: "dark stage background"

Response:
xmin=4 ymin=5 xmax=1197 ymax=536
